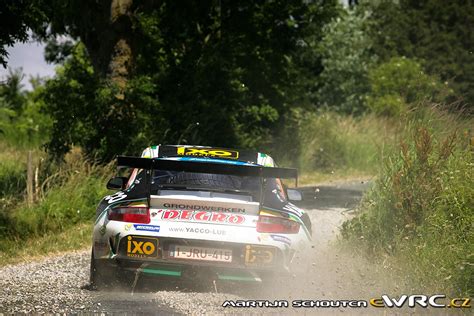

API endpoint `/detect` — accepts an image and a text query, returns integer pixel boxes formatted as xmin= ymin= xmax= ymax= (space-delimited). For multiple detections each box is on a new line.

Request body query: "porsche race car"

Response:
xmin=90 ymin=145 xmax=311 ymax=288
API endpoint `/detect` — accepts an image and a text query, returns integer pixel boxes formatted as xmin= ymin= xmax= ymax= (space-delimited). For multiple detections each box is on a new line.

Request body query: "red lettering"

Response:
xmin=163 ymin=210 xmax=180 ymax=219
xmin=228 ymin=214 xmax=245 ymax=224
xmin=194 ymin=211 xmax=210 ymax=221
xmin=211 ymin=212 xmax=227 ymax=222
xmin=180 ymin=210 xmax=192 ymax=220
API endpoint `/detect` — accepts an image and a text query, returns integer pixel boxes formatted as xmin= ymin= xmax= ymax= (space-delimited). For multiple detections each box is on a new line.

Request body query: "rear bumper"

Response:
xmin=112 ymin=259 xmax=287 ymax=282
xmin=100 ymin=234 xmax=293 ymax=281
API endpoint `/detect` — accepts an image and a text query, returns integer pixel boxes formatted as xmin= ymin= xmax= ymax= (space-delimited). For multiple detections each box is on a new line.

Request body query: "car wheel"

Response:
xmin=90 ymin=249 xmax=117 ymax=290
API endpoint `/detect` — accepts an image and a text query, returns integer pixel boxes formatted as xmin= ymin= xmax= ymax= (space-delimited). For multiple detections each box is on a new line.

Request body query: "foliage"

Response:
xmin=0 ymin=68 xmax=52 ymax=147
xmin=0 ymin=67 xmax=25 ymax=112
xmin=341 ymin=108 xmax=474 ymax=295
xmin=41 ymin=43 xmax=100 ymax=157
xmin=273 ymin=109 xmax=397 ymax=173
xmin=366 ymin=0 xmax=474 ymax=108
xmin=0 ymin=0 xmax=49 ymax=67
xmin=367 ymin=57 xmax=453 ymax=116
xmin=0 ymin=148 xmax=111 ymax=241
xmin=0 ymin=158 xmax=25 ymax=198
xmin=317 ymin=8 xmax=377 ymax=114
xmin=40 ymin=1 xmax=339 ymax=160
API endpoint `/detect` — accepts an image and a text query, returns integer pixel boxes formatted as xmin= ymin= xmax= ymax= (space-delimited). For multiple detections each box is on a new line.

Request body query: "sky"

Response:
xmin=0 ymin=40 xmax=56 ymax=91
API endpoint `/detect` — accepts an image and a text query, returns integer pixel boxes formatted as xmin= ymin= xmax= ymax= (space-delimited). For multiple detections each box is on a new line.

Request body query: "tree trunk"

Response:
xmin=79 ymin=0 xmax=134 ymax=96
xmin=108 ymin=0 xmax=134 ymax=98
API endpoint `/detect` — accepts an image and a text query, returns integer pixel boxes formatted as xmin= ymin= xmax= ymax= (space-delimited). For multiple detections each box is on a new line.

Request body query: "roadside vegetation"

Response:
xmin=341 ymin=108 xmax=473 ymax=297
xmin=0 ymin=0 xmax=472 ymax=297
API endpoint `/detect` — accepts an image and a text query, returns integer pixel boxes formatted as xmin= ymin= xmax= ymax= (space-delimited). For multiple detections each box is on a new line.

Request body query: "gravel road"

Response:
xmin=1 ymin=180 xmax=396 ymax=315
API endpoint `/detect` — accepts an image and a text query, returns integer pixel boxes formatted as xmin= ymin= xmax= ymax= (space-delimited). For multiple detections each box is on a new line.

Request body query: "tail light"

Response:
xmin=108 ymin=207 xmax=150 ymax=224
xmin=256 ymin=215 xmax=300 ymax=234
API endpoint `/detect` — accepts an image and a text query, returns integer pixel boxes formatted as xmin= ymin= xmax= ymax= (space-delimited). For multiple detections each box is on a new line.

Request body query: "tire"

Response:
xmin=89 ymin=249 xmax=126 ymax=290
xmin=90 ymin=249 xmax=108 ymax=289
xmin=168 ymin=172 xmax=240 ymax=190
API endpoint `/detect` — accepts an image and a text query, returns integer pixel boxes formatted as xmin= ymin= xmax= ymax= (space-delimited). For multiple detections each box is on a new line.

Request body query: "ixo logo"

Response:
xmin=126 ymin=236 xmax=157 ymax=257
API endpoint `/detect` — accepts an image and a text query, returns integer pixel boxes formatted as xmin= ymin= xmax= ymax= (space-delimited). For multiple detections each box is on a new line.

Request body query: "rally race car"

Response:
xmin=90 ymin=145 xmax=312 ymax=289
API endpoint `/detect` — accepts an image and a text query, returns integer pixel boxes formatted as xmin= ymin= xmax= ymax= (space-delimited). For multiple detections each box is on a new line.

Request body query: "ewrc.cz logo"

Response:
xmin=221 ymin=296 xmax=471 ymax=309
xmin=369 ymin=295 xmax=471 ymax=308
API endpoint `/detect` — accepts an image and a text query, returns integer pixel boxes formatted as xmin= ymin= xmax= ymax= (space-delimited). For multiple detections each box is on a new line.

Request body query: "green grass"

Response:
xmin=0 ymin=147 xmax=112 ymax=265
xmin=341 ymin=107 xmax=473 ymax=296
xmin=0 ymin=223 xmax=92 ymax=266
xmin=275 ymin=109 xmax=402 ymax=183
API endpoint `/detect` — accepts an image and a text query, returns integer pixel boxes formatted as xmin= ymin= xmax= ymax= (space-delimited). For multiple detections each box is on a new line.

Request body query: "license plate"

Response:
xmin=169 ymin=245 xmax=232 ymax=263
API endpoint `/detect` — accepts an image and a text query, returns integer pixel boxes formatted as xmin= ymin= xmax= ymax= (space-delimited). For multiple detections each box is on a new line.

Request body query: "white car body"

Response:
xmin=91 ymin=145 xmax=311 ymax=285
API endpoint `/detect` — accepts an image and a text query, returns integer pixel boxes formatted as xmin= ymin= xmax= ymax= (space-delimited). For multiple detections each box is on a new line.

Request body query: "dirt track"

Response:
xmin=0 ymin=180 xmax=402 ymax=315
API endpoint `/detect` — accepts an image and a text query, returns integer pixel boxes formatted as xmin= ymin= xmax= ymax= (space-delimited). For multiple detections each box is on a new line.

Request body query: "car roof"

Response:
xmin=140 ymin=145 xmax=275 ymax=167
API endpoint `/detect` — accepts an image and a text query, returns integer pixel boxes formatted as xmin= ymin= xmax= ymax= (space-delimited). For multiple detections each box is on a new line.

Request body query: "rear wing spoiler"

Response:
xmin=116 ymin=156 xmax=298 ymax=183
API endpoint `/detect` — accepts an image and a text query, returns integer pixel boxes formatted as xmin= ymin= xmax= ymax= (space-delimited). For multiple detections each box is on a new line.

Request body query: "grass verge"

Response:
xmin=0 ymin=223 xmax=91 ymax=266
xmin=0 ymin=148 xmax=111 ymax=266
xmin=341 ymin=107 xmax=473 ymax=296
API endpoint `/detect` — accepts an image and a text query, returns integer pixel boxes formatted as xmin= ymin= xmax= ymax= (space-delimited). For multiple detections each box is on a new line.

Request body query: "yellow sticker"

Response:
xmin=126 ymin=236 xmax=159 ymax=258
xmin=245 ymin=245 xmax=275 ymax=266
xmin=177 ymin=147 xmax=239 ymax=159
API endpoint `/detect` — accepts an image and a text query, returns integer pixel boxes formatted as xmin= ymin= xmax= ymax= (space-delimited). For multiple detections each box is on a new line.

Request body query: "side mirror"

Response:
xmin=287 ymin=188 xmax=303 ymax=201
xmin=106 ymin=177 xmax=127 ymax=190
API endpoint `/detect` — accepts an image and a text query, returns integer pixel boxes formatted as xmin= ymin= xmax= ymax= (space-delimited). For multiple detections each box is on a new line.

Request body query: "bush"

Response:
xmin=367 ymin=57 xmax=453 ymax=116
xmin=342 ymin=109 xmax=473 ymax=296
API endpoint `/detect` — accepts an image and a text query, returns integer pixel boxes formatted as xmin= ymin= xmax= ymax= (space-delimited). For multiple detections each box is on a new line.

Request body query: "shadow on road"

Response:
xmin=294 ymin=181 xmax=371 ymax=210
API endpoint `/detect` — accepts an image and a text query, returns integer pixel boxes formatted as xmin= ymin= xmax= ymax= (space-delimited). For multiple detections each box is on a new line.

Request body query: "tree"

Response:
xmin=367 ymin=0 xmax=474 ymax=108
xmin=1 ymin=1 xmax=340 ymax=159
xmin=0 ymin=0 xmax=48 ymax=68
xmin=0 ymin=68 xmax=26 ymax=113
xmin=39 ymin=1 xmax=340 ymax=160
xmin=316 ymin=7 xmax=377 ymax=113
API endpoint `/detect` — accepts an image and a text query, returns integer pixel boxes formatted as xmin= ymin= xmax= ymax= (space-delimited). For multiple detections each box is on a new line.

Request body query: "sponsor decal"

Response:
xmin=177 ymin=157 xmax=251 ymax=165
xmin=104 ymin=191 xmax=128 ymax=204
xmin=245 ymin=245 xmax=274 ymax=266
xmin=99 ymin=225 xmax=106 ymax=236
xmin=159 ymin=209 xmax=245 ymax=224
xmin=126 ymin=236 xmax=159 ymax=258
xmin=124 ymin=223 xmax=132 ymax=231
xmin=163 ymin=203 xmax=246 ymax=213
xmin=177 ymin=147 xmax=239 ymax=159
xmin=168 ymin=226 xmax=226 ymax=235
xmin=133 ymin=224 xmax=161 ymax=232
xmin=257 ymin=234 xmax=268 ymax=242
xmin=270 ymin=234 xmax=292 ymax=246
